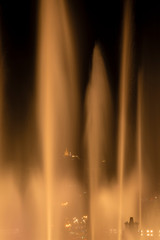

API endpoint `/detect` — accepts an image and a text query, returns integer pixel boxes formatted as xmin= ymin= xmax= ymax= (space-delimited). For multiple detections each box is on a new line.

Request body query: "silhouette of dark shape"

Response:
xmin=124 ymin=217 xmax=139 ymax=239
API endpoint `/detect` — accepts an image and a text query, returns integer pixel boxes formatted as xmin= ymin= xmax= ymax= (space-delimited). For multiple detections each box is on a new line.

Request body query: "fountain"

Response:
xmin=36 ymin=0 xmax=81 ymax=239
xmin=117 ymin=0 xmax=138 ymax=239
xmin=84 ymin=45 xmax=112 ymax=240
xmin=137 ymin=70 xmax=143 ymax=230
xmin=0 ymin=0 xmax=157 ymax=239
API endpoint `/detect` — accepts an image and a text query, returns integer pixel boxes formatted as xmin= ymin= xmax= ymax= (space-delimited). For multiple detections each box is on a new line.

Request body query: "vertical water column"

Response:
xmin=37 ymin=0 xmax=79 ymax=239
xmin=117 ymin=1 xmax=132 ymax=239
xmin=137 ymin=70 xmax=143 ymax=230
xmin=37 ymin=0 xmax=54 ymax=237
xmin=85 ymin=45 xmax=112 ymax=240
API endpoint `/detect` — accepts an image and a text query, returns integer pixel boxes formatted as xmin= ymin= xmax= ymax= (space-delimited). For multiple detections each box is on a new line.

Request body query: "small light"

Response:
xmin=147 ymin=234 xmax=150 ymax=236
xmin=73 ymin=217 xmax=78 ymax=223
xmin=61 ymin=201 xmax=69 ymax=207
xmin=65 ymin=223 xmax=71 ymax=228
xmin=150 ymin=230 xmax=153 ymax=233
xmin=147 ymin=230 xmax=149 ymax=233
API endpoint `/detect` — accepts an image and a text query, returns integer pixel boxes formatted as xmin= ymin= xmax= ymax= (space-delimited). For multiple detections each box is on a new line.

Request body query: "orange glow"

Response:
xmin=64 ymin=148 xmax=69 ymax=156
xmin=61 ymin=201 xmax=69 ymax=207
xmin=65 ymin=223 xmax=71 ymax=228
xmin=117 ymin=1 xmax=133 ymax=239
xmin=85 ymin=45 xmax=112 ymax=240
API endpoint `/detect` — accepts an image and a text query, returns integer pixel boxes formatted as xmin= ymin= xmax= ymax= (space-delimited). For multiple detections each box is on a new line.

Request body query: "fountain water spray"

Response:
xmin=117 ymin=0 xmax=133 ymax=239
xmin=85 ymin=45 xmax=112 ymax=240
xmin=137 ymin=70 xmax=143 ymax=230
xmin=37 ymin=0 xmax=79 ymax=239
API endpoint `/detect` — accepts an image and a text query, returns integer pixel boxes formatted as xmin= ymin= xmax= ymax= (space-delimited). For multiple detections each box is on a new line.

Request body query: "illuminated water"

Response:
xmin=0 ymin=0 xmax=157 ymax=239
xmin=117 ymin=1 xmax=133 ymax=239
xmin=37 ymin=0 xmax=80 ymax=239
xmin=85 ymin=45 xmax=112 ymax=240
xmin=137 ymin=70 xmax=143 ymax=230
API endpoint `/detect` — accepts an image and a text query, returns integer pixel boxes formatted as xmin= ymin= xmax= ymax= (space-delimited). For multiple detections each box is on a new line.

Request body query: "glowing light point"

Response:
xmin=64 ymin=148 xmax=69 ymax=156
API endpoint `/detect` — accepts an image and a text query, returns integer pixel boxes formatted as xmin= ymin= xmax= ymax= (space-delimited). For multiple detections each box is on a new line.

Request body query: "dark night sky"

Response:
xmin=1 ymin=0 xmax=160 ymax=95
xmin=1 ymin=0 xmax=160 ymax=105
xmin=1 ymin=0 xmax=160 ymax=192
